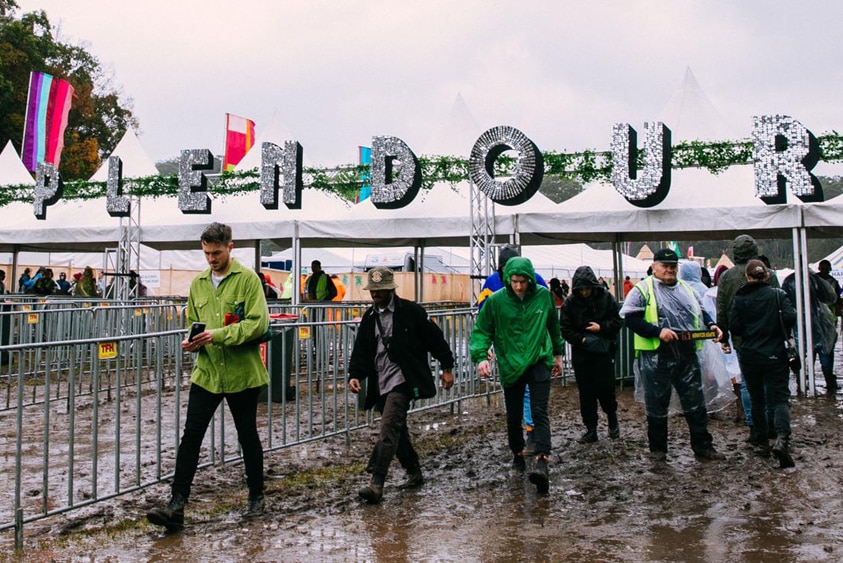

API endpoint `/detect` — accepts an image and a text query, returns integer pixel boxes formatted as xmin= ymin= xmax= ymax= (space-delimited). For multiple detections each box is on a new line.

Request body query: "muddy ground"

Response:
xmin=3 ymin=378 xmax=843 ymax=562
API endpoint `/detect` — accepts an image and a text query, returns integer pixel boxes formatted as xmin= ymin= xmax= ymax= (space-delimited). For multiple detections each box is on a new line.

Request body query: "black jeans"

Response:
xmin=739 ymin=358 xmax=791 ymax=440
xmin=572 ymin=350 xmax=617 ymax=429
xmin=366 ymin=385 xmax=419 ymax=477
xmin=503 ymin=362 xmax=551 ymax=455
xmin=639 ymin=347 xmax=712 ymax=454
xmin=172 ymin=384 xmax=264 ymax=499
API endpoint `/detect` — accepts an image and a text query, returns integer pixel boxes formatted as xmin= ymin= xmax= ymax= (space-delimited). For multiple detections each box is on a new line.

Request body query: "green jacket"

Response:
xmin=186 ymin=259 xmax=269 ymax=394
xmin=470 ymin=257 xmax=565 ymax=386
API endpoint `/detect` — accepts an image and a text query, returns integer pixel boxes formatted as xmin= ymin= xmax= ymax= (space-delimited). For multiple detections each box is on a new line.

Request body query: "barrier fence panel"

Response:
xmin=1 ymin=299 xmax=589 ymax=551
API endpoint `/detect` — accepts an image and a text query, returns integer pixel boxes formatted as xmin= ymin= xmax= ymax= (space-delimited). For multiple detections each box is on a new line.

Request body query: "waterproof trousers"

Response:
xmin=638 ymin=346 xmax=713 ymax=454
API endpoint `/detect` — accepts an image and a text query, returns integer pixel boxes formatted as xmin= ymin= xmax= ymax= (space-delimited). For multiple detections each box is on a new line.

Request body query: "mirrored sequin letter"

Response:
xmin=752 ymin=115 xmax=823 ymax=204
xmin=370 ymin=136 xmax=422 ymax=209
xmin=178 ymin=149 xmax=213 ymax=214
xmin=260 ymin=141 xmax=303 ymax=210
xmin=106 ymin=156 xmax=130 ymax=217
xmin=611 ymin=122 xmax=672 ymax=208
xmin=469 ymin=126 xmax=544 ymax=206
xmin=33 ymin=162 xmax=64 ymax=220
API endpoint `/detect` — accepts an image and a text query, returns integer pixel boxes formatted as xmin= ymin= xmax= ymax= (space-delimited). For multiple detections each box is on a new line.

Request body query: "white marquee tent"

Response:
xmin=0 ymin=141 xmax=35 ymax=187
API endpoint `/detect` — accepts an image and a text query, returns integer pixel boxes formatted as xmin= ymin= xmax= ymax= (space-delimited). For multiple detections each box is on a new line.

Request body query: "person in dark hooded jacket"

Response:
xmin=559 ymin=266 xmax=623 ymax=443
xmin=730 ymin=260 xmax=796 ymax=468
xmin=718 ymin=234 xmax=781 ymax=342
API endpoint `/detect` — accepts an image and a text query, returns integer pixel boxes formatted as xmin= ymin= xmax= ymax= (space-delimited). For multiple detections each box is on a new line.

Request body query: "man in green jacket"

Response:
xmin=147 ymin=222 xmax=270 ymax=531
xmin=470 ymin=257 xmax=564 ymax=494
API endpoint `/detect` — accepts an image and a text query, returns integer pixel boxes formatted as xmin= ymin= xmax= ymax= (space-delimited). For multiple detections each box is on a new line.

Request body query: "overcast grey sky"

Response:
xmin=15 ymin=0 xmax=843 ymax=168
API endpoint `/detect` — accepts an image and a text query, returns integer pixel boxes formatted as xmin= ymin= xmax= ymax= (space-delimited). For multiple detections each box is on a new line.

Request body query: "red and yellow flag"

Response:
xmin=223 ymin=113 xmax=255 ymax=171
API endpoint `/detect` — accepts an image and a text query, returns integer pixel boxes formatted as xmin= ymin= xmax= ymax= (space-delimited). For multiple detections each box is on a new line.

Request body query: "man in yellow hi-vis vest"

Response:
xmin=620 ymin=248 xmax=726 ymax=462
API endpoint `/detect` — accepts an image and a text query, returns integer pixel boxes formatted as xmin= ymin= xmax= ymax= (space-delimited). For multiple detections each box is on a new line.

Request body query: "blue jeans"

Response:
xmin=504 ymin=363 xmax=551 ymax=455
xmin=523 ymin=385 xmax=533 ymax=430
xmin=741 ymin=380 xmax=753 ymax=426
xmin=172 ymin=384 xmax=264 ymax=499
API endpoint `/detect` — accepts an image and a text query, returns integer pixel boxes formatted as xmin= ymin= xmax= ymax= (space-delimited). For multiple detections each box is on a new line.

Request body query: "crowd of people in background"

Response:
xmin=8 ymin=266 xmax=152 ymax=297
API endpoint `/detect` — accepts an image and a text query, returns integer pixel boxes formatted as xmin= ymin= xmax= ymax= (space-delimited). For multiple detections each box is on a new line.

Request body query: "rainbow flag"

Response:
xmin=223 ymin=113 xmax=255 ymax=171
xmin=21 ymin=71 xmax=74 ymax=172
xmin=356 ymin=146 xmax=372 ymax=203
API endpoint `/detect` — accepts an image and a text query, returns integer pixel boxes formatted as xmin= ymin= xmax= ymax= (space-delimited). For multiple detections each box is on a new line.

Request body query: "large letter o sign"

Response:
xmin=469 ymin=126 xmax=544 ymax=206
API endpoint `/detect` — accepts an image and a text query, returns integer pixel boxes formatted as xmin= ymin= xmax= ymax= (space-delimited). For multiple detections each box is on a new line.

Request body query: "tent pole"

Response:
xmin=799 ymin=226 xmax=815 ymax=397
xmin=791 ymin=226 xmax=808 ymax=396
xmin=292 ymin=222 xmax=300 ymax=306
xmin=10 ymin=247 xmax=18 ymax=293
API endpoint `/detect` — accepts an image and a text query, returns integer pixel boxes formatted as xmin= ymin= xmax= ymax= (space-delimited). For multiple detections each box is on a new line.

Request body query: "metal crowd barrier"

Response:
xmin=0 ymin=299 xmax=187 ymax=411
xmin=0 ymin=293 xmax=633 ymax=547
xmin=1 ymin=302 xmax=523 ymax=550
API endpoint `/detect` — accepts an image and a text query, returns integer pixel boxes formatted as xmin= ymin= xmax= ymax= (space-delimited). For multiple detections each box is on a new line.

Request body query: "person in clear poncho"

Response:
xmin=620 ymin=249 xmax=726 ymax=462
xmin=678 ymin=261 xmax=736 ymax=415
xmin=782 ymin=268 xmax=838 ymax=394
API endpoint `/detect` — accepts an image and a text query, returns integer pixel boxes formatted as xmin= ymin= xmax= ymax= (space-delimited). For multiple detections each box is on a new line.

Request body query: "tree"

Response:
xmin=0 ymin=5 xmax=137 ymax=180
xmin=0 ymin=0 xmax=18 ymax=18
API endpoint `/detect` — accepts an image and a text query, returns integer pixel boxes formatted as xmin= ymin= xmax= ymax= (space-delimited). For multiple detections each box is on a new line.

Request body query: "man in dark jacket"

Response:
xmin=348 ymin=266 xmax=455 ymax=504
xmin=560 ymin=266 xmax=623 ymax=443
xmin=718 ymin=235 xmax=780 ymax=347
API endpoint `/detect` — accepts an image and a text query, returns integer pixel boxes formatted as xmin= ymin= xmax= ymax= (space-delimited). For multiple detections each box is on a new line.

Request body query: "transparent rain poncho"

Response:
xmin=622 ymin=278 xmax=734 ymax=415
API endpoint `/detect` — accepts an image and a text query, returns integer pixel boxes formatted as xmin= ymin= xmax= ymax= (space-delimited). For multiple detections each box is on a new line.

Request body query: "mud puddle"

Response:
xmin=4 ymin=379 xmax=843 ymax=561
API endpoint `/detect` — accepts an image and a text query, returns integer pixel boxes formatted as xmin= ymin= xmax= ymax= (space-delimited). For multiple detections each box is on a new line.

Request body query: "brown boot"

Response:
xmin=397 ymin=467 xmax=424 ymax=490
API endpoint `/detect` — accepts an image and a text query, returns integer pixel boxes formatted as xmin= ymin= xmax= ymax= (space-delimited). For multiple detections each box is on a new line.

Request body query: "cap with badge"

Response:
xmin=364 ymin=266 xmax=398 ymax=291
xmin=653 ymin=248 xmax=680 ymax=263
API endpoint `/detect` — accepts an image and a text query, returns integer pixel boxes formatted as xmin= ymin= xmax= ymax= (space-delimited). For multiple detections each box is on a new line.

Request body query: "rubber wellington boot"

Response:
xmin=824 ymin=371 xmax=838 ymax=394
xmin=511 ymin=452 xmax=526 ymax=473
xmin=772 ymin=436 xmax=795 ymax=469
xmin=607 ymin=412 xmax=620 ymax=439
xmin=243 ymin=493 xmax=265 ymax=518
xmin=528 ymin=455 xmax=550 ymax=494
xmin=578 ymin=428 xmax=598 ymax=444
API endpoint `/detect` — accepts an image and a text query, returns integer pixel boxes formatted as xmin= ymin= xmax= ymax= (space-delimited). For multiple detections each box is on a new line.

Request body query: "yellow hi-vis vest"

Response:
xmin=633 ymin=276 xmax=702 ymax=352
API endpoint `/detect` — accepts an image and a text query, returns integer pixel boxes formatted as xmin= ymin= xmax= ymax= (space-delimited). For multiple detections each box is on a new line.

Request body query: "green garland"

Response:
xmin=1 ymin=133 xmax=841 ymax=206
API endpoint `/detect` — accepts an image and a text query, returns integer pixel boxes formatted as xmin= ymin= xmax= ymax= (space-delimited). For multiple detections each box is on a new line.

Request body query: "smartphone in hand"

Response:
xmin=188 ymin=322 xmax=206 ymax=342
